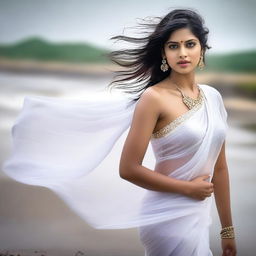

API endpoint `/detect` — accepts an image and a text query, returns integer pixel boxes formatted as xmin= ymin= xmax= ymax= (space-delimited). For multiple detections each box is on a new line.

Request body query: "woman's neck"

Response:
xmin=167 ymin=72 xmax=197 ymax=92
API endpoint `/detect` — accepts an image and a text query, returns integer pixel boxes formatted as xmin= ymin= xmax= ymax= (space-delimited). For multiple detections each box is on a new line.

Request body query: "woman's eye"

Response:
xmin=187 ymin=42 xmax=196 ymax=47
xmin=168 ymin=42 xmax=196 ymax=49
xmin=169 ymin=45 xmax=177 ymax=49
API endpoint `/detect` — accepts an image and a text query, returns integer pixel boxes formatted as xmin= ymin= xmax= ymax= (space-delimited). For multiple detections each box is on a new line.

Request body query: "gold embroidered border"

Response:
xmin=151 ymin=88 xmax=206 ymax=139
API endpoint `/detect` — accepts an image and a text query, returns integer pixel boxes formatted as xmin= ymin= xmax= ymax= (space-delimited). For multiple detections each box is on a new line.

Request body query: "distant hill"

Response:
xmin=0 ymin=37 xmax=110 ymax=63
xmin=0 ymin=37 xmax=255 ymax=73
xmin=205 ymin=50 xmax=256 ymax=73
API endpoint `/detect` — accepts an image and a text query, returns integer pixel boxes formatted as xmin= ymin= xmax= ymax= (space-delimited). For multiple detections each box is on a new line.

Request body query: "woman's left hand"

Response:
xmin=221 ymin=238 xmax=237 ymax=256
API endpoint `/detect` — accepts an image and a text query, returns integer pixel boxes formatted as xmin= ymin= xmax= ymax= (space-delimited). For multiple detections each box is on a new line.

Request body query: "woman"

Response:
xmin=109 ymin=8 xmax=236 ymax=255
xmin=2 ymin=8 xmax=236 ymax=256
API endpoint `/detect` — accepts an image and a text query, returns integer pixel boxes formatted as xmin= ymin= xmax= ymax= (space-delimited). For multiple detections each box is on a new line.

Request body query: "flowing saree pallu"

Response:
xmin=2 ymin=84 xmax=228 ymax=255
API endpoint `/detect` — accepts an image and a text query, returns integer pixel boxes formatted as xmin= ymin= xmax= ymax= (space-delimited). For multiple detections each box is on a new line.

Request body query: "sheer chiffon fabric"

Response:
xmin=138 ymin=84 xmax=228 ymax=255
xmin=2 ymin=84 xmax=228 ymax=255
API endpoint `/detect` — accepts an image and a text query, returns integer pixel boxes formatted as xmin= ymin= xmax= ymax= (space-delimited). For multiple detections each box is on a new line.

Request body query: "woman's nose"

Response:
xmin=179 ymin=45 xmax=187 ymax=58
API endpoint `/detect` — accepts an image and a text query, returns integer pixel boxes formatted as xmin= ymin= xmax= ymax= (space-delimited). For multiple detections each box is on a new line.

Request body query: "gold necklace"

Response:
xmin=171 ymin=81 xmax=203 ymax=110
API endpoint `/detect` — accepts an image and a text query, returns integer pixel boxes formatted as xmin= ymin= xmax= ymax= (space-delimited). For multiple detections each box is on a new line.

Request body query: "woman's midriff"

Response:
xmin=154 ymin=159 xmax=184 ymax=176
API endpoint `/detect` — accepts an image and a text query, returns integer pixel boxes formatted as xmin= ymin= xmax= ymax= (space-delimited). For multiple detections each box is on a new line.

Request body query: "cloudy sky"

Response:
xmin=0 ymin=0 xmax=255 ymax=53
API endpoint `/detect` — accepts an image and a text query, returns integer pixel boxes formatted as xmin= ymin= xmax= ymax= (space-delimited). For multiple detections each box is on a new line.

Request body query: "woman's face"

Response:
xmin=162 ymin=28 xmax=203 ymax=74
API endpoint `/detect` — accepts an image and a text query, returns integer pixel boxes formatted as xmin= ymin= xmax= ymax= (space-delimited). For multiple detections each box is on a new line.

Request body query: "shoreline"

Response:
xmin=0 ymin=58 xmax=255 ymax=129
xmin=1 ymin=57 xmax=256 ymax=81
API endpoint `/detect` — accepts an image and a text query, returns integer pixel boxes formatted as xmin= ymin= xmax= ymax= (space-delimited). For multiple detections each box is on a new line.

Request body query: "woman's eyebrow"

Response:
xmin=166 ymin=39 xmax=197 ymax=44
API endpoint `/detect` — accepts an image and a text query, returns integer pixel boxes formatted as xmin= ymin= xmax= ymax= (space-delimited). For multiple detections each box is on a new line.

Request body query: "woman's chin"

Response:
xmin=174 ymin=68 xmax=195 ymax=74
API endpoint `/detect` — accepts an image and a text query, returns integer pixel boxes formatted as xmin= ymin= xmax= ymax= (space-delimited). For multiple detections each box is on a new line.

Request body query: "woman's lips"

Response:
xmin=178 ymin=62 xmax=190 ymax=67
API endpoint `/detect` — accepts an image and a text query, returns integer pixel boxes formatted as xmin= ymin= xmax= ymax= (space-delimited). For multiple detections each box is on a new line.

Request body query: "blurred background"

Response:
xmin=0 ymin=0 xmax=255 ymax=255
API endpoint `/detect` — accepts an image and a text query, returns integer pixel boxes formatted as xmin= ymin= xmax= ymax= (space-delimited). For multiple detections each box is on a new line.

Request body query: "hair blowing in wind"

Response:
xmin=105 ymin=8 xmax=212 ymax=102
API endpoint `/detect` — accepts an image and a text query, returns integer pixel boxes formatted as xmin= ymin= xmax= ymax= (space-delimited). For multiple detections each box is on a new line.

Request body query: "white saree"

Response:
xmin=2 ymin=84 xmax=228 ymax=256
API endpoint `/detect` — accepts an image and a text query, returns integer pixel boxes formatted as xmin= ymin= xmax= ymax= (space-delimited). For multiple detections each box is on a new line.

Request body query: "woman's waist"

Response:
xmin=154 ymin=158 xmax=213 ymax=181
xmin=140 ymin=190 xmax=212 ymax=217
xmin=154 ymin=158 xmax=188 ymax=176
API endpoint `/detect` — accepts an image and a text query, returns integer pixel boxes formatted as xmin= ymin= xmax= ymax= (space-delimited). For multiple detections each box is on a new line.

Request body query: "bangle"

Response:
xmin=220 ymin=225 xmax=235 ymax=239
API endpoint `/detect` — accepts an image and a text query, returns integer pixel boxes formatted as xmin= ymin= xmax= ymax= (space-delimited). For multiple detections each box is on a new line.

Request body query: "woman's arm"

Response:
xmin=119 ymin=88 xmax=190 ymax=196
xmin=213 ymin=140 xmax=237 ymax=255
xmin=212 ymin=140 xmax=233 ymax=228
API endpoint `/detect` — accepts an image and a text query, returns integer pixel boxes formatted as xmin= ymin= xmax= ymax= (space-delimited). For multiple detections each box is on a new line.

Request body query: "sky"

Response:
xmin=0 ymin=0 xmax=255 ymax=54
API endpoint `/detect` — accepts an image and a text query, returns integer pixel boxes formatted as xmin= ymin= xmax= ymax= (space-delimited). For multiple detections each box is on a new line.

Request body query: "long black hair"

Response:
xmin=105 ymin=8 xmax=212 ymax=102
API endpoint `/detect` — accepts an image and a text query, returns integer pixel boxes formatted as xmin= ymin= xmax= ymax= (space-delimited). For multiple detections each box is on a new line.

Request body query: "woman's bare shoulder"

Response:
xmin=141 ymin=86 xmax=162 ymax=99
xmin=140 ymin=82 xmax=175 ymax=101
xmin=137 ymin=83 xmax=177 ymax=114
xmin=136 ymin=86 xmax=162 ymax=109
xmin=131 ymin=86 xmax=163 ymax=126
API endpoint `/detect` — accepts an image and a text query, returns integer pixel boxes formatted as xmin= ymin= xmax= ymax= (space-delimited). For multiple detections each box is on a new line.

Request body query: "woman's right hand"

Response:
xmin=186 ymin=175 xmax=214 ymax=200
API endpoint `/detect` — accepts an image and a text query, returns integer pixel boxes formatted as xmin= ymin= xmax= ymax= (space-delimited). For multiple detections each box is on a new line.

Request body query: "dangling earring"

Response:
xmin=160 ymin=57 xmax=169 ymax=72
xmin=198 ymin=55 xmax=205 ymax=70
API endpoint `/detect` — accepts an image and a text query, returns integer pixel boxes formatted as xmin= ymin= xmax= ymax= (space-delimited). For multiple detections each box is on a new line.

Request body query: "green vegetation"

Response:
xmin=0 ymin=37 xmax=110 ymax=63
xmin=205 ymin=50 xmax=256 ymax=73
xmin=0 ymin=37 xmax=255 ymax=74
